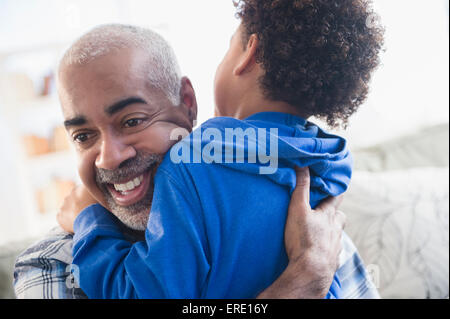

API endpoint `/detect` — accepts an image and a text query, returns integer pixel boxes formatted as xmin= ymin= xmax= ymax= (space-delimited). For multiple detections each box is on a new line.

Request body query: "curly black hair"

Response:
xmin=234 ymin=0 xmax=384 ymax=128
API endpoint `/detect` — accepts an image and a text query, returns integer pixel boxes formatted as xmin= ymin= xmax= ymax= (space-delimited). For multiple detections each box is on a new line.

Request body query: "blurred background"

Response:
xmin=0 ymin=0 xmax=448 ymax=298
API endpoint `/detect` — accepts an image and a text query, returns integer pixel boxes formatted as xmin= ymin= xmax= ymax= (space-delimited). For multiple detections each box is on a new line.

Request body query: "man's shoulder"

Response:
xmin=15 ymin=226 xmax=74 ymax=267
xmin=14 ymin=226 xmax=74 ymax=278
xmin=13 ymin=227 xmax=86 ymax=299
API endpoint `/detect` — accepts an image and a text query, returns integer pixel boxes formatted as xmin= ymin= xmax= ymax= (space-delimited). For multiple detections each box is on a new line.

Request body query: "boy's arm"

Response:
xmin=69 ymin=168 xmax=210 ymax=299
xmin=60 ymin=167 xmax=345 ymax=299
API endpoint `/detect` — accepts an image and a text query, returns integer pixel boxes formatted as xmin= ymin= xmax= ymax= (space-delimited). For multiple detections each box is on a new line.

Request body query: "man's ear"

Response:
xmin=234 ymin=34 xmax=259 ymax=76
xmin=179 ymin=76 xmax=198 ymax=126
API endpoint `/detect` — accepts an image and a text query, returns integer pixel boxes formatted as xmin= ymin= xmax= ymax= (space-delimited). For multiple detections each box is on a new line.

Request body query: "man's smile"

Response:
xmin=113 ymin=174 xmax=144 ymax=192
xmin=94 ymin=152 xmax=164 ymax=211
xmin=104 ymin=162 xmax=159 ymax=207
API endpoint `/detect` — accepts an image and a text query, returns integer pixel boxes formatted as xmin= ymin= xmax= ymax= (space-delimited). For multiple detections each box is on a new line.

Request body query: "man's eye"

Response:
xmin=124 ymin=118 xmax=144 ymax=128
xmin=73 ymin=133 xmax=89 ymax=143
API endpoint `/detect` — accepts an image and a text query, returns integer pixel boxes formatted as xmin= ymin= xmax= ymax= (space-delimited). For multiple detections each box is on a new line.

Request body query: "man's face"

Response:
xmin=58 ymin=48 xmax=194 ymax=230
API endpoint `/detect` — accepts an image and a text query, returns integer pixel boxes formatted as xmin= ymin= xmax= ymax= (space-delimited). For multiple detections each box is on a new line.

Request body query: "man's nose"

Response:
xmin=95 ymin=135 xmax=136 ymax=170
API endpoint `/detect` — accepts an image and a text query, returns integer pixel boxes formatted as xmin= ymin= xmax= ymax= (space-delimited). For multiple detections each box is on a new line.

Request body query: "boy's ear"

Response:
xmin=180 ymin=76 xmax=198 ymax=126
xmin=234 ymin=33 xmax=259 ymax=76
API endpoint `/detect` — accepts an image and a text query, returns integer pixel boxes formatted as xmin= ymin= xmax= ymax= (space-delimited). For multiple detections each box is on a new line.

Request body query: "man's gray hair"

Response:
xmin=59 ymin=23 xmax=182 ymax=106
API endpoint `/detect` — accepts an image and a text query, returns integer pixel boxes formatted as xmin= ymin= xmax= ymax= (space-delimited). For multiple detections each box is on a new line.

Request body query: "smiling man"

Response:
xmin=58 ymin=30 xmax=196 ymax=233
xmin=13 ymin=24 xmax=355 ymax=299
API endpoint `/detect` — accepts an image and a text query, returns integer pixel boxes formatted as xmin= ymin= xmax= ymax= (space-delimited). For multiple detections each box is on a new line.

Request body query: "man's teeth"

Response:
xmin=114 ymin=175 xmax=144 ymax=192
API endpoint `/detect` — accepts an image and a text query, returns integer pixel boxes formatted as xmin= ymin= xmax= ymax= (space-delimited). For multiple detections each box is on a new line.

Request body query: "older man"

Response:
xmin=14 ymin=24 xmax=375 ymax=299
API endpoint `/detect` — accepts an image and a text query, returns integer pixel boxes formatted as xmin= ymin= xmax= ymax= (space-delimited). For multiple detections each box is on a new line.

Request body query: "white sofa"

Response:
xmin=343 ymin=123 xmax=449 ymax=298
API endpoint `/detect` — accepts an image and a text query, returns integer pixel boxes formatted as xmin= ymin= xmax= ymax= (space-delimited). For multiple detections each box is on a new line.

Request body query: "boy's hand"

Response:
xmin=257 ymin=166 xmax=346 ymax=299
xmin=57 ymin=185 xmax=98 ymax=234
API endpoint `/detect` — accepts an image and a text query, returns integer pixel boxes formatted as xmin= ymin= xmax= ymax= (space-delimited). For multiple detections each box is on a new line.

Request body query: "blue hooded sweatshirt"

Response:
xmin=72 ymin=112 xmax=353 ymax=299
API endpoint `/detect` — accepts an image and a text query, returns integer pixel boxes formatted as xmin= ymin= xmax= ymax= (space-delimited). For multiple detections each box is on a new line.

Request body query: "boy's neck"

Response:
xmin=221 ymin=59 xmax=309 ymax=120
xmin=230 ymin=93 xmax=309 ymax=121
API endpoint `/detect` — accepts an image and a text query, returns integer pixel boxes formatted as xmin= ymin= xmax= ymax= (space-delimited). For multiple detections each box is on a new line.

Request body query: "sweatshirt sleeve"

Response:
xmin=72 ymin=167 xmax=210 ymax=299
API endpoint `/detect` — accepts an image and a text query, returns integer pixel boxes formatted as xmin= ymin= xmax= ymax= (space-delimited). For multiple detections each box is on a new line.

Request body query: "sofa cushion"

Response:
xmin=341 ymin=167 xmax=449 ymax=298
xmin=353 ymin=123 xmax=449 ymax=171
xmin=0 ymin=238 xmax=38 ymax=299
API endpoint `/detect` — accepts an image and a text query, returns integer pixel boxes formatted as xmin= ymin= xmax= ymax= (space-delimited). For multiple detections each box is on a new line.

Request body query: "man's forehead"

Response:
xmin=61 ymin=63 xmax=142 ymax=93
xmin=58 ymin=48 xmax=174 ymax=121
xmin=61 ymin=47 xmax=151 ymax=85
xmin=59 ymin=66 xmax=144 ymax=108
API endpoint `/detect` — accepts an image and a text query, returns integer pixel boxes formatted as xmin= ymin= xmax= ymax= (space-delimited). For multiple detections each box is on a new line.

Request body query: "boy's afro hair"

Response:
xmin=235 ymin=0 xmax=384 ymax=127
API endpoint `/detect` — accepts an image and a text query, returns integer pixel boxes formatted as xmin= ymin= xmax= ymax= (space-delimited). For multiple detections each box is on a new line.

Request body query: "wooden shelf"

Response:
xmin=25 ymin=149 xmax=75 ymax=164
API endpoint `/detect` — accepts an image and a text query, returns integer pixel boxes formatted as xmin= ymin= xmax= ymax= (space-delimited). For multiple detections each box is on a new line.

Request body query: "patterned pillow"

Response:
xmin=341 ymin=167 xmax=449 ymax=299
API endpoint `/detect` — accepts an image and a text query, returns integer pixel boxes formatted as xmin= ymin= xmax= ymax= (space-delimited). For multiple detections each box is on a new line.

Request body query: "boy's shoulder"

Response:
xmin=156 ymin=117 xmax=250 ymax=188
xmin=196 ymin=116 xmax=250 ymax=132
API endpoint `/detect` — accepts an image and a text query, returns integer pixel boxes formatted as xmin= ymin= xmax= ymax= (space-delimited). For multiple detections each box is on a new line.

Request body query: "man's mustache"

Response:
xmin=95 ymin=152 xmax=163 ymax=184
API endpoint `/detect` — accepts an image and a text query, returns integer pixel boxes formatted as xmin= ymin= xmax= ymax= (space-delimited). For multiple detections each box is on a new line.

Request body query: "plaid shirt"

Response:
xmin=13 ymin=227 xmax=87 ymax=299
xmin=13 ymin=227 xmax=379 ymax=299
xmin=13 ymin=227 xmax=82 ymax=299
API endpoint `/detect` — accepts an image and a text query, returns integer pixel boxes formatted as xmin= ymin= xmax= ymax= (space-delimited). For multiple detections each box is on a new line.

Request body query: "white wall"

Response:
xmin=0 ymin=117 xmax=27 ymax=243
xmin=327 ymin=0 xmax=449 ymax=147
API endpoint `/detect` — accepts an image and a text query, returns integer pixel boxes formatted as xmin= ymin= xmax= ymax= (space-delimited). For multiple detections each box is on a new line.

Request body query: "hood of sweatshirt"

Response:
xmin=174 ymin=112 xmax=352 ymax=208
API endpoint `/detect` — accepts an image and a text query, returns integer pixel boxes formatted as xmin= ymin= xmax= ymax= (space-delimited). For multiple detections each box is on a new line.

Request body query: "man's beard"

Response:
xmin=95 ymin=151 xmax=163 ymax=231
